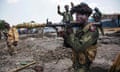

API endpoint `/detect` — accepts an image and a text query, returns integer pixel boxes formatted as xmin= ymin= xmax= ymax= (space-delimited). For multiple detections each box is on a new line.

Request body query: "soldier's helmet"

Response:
xmin=71 ymin=2 xmax=92 ymax=17
xmin=64 ymin=5 xmax=69 ymax=9
xmin=94 ymin=7 xmax=99 ymax=12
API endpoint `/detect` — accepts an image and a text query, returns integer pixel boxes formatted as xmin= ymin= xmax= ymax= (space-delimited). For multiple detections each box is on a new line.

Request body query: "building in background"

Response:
xmin=102 ymin=14 xmax=120 ymax=27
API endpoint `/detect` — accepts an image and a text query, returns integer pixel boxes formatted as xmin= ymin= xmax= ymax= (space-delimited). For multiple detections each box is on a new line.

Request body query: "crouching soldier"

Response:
xmin=4 ymin=22 xmax=19 ymax=55
xmin=64 ymin=2 xmax=99 ymax=72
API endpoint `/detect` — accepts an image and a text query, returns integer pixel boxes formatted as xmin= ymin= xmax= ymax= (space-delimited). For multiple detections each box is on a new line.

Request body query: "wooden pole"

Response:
xmin=109 ymin=53 xmax=120 ymax=72
xmin=9 ymin=61 xmax=36 ymax=72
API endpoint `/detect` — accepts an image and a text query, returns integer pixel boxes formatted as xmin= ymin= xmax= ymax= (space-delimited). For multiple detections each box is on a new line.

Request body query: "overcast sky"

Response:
xmin=0 ymin=0 xmax=120 ymax=25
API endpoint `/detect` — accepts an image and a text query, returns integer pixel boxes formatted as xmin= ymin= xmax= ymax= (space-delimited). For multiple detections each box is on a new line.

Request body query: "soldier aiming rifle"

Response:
xmin=63 ymin=2 xmax=99 ymax=72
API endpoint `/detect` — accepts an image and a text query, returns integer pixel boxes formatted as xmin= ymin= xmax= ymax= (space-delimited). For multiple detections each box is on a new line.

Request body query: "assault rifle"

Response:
xmin=15 ymin=21 xmax=101 ymax=29
xmin=15 ymin=20 xmax=107 ymax=36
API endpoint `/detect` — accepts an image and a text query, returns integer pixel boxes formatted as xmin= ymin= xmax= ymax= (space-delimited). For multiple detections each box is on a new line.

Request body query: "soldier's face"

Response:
xmin=76 ymin=13 xmax=88 ymax=24
xmin=65 ymin=6 xmax=69 ymax=12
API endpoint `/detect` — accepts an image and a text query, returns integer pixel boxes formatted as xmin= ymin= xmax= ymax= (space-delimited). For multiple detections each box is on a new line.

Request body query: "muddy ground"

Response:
xmin=0 ymin=32 xmax=120 ymax=72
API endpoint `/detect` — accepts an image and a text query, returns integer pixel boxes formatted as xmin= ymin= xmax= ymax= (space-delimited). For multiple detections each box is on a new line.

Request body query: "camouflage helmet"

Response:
xmin=71 ymin=2 xmax=92 ymax=17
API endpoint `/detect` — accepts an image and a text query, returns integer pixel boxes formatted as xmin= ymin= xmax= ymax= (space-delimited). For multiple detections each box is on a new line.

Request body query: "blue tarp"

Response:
xmin=102 ymin=19 xmax=120 ymax=28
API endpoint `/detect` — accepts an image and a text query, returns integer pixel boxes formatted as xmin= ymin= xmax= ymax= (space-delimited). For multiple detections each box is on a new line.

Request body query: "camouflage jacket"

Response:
xmin=7 ymin=27 xmax=19 ymax=43
xmin=58 ymin=11 xmax=73 ymax=23
xmin=66 ymin=23 xmax=99 ymax=52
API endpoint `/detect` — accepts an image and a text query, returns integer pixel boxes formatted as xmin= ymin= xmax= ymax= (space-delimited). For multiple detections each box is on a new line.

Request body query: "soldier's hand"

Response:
xmin=57 ymin=5 xmax=60 ymax=10
xmin=71 ymin=2 xmax=74 ymax=8
xmin=13 ymin=41 xmax=18 ymax=46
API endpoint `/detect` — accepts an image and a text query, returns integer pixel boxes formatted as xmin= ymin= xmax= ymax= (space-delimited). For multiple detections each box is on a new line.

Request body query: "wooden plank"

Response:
xmin=9 ymin=61 xmax=36 ymax=72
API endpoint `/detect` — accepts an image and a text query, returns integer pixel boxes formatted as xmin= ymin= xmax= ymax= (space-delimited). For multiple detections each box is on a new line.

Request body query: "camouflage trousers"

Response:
xmin=7 ymin=41 xmax=17 ymax=55
xmin=72 ymin=45 xmax=97 ymax=72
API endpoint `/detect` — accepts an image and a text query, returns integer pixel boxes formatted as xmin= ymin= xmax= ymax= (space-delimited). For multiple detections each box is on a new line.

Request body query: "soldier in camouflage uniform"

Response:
xmin=93 ymin=7 xmax=104 ymax=35
xmin=57 ymin=4 xmax=73 ymax=23
xmin=57 ymin=4 xmax=74 ymax=45
xmin=0 ymin=21 xmax=19 ymax=55
xmin=6 ymin=25 xmax=19 ymax=55
xmin=64 ymin=2 xmax=99 ymax=72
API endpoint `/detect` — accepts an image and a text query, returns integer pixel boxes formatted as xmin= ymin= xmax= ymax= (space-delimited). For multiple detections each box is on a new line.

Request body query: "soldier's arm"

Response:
xmin=57 ymin=5 xmax=64 ymax=16
xmin=66 ymin=28 xmax=99 ymax=52
xmin=71 ymin=2 xmax=74 ymax=8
